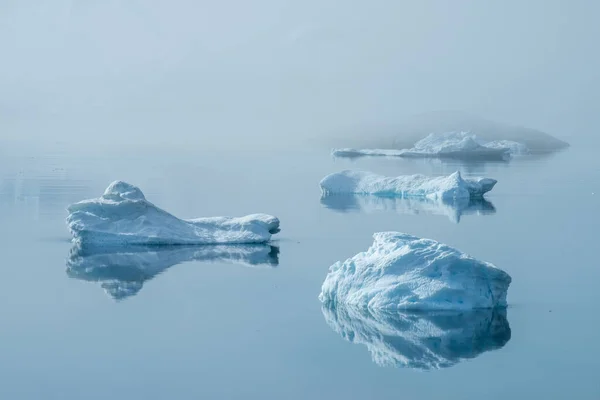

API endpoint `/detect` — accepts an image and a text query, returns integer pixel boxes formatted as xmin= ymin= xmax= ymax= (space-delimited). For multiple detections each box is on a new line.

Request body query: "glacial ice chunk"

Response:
xmin=322 ymin=304 xmax=511 ymax=370
xmin=319 ymin=232 xmax=511 ymax=310
xmin=332 ymin=131 xmax=529 ymax=160
xmin=66 ymin=181 xmax=280 ymax=245
xmin=320 ymin=171 xmax=497 ymax=201
xmin=320 ymin=194 xmax=495 ymax=224
xmin=67 ymin=243 xmax=279 ymax=300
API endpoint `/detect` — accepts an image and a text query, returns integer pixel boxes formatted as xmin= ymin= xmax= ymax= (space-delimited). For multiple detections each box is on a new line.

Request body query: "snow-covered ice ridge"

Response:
xmin=322 ymin=305 xmax=511 ymax=370
xmin=67 ymin=243 xmax=279 ymax=300
xmin=332 ymin=131 xmax=529 ymax=160
xmin=320 ymin=171 xmax=497 ymax=201
xmin=67 ymin=181 xmax=280 ymax=245
xmin=319 ymin=232 xmax=511 ymax=311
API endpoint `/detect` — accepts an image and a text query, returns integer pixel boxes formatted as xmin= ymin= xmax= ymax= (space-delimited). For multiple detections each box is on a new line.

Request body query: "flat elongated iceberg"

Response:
xmin=322 ymin=304 xmax=511 ymax=370
xmin=67 ymin=181 xmax=280 ymax=245
xmin=332 ymin=132 xmax=528 ymax=160
xmin=320 ymin=171 xmax=497 ymax=201
xmin=319 ymin=232 xmax=511 ymax=310
xmin=67 ymin=243 xmax=279 ymax=300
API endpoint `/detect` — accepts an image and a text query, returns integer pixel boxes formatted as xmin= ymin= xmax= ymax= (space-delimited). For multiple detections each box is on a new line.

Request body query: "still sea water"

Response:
xmin=0 ymin=143 xmax=598 ymax=399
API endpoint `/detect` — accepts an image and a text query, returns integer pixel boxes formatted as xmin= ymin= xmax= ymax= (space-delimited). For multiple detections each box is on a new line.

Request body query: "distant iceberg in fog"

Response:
xmin=332 ymin=132 xmax=528 ymax=161
xmin=67 ymin=243 xmax=279 ymax=300
xmin=320 ymin=170 xmax=496 ymax=201
xmin=319 ymin=232 xmax=511 ymax=311
xmin=322 ymin=304 xmax=511 ymax=370
xmin=320 ymin=194 xmax=495 ymax=223
xmin=66 ymin=181 xmax=280 ymax=246
xmin=328 ymin=110 xmax=568 ymax=153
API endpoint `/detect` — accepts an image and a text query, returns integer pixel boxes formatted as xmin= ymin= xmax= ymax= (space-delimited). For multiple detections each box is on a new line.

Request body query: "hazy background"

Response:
xmin=1 ymin=0 xmax=598 ymax=150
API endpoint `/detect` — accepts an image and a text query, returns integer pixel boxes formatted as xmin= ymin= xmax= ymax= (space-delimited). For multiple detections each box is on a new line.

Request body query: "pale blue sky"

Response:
xmin=1 ymin=0 xmax=598 ymax=148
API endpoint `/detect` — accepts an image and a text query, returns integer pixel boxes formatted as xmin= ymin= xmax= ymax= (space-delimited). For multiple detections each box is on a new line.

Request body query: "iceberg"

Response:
xmin=320 ymin=194 xmax=495 ymax=223
xmin=67 ymin=243 xmax=279 ymax=300
xmin=319 ymin=232 xmax=511 ymax=310
xmin=328 ymin=111 xmax=566 ymax=153
xmin=332 ymin=132 xmax=528 ymax=161
xmin=66 ymin=181 xmax=280 ymax=245
xmin=322 ymin=304 xmax=511 ymax=370
xmin=319 ymin=171 xmax=497 ymax=201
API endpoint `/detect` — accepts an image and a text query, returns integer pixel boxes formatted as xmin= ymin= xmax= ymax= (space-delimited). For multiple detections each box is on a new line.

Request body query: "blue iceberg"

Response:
xmin=319 ymin=232 xmax=511 ymax=311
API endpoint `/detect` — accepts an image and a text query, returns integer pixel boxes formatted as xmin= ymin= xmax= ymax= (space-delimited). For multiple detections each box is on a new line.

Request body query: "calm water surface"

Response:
xmin=0 ymin=144 xmax=598 ymax=399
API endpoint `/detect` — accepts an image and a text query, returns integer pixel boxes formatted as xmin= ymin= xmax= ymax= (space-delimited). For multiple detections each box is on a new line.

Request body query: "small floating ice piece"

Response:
xmin=322 ymin=304 xmax=511 ymax=370
xmin=66 ymin=181 xmax=280 ymax=245
xmin=320 ymin=171 xmax=497 ymax=200
xmin=67 ymin=243 xmax=279 ymax=300
xmin=319 ymin=232 xmax=511 ymax=310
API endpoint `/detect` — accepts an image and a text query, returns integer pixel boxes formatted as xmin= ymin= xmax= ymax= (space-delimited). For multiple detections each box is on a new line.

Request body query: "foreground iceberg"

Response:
xmin=332 ymin=132 xmax=528 ymax=160
xmin=67 ymin=243 xmax=279 ymax=300
xmin=320 ymin=171 xmax=496 ymax=201
xmin=322 ymin=304 xmax=511 ymax=370
xmin=319 ymin=232 xmax=511 ymax=310
xmin=320 ymin=194 xmax=495 ymax=223
xmin=67 ymin=181 xmax=280 ymax=245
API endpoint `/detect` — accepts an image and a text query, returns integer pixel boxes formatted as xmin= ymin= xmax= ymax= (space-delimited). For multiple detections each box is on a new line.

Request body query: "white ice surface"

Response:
xmin=67 ymin=243 xmax=279 ymax=300
xmin=322 ymin=305 xmax=511 ymax=370
xmin=319 ymin=232 xmax=511 ymax=310
xmin=67 ymin=181 xmax=280 ymax=245
xmin=320 ymin=171 xmax=497 ymax=201
xmin=332 ymin=131 xmax=528 ymax=159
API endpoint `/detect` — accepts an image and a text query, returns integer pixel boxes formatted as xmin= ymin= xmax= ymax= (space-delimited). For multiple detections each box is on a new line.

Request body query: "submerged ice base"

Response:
xmin=322 ymin=304 xmax=511 ymax=370
xmin=332 ymin=131 xmax=528 ymax=160
xmin=67 ymin=243 xmax=279 ymax=300
xmin=319 ymin=232 xmax=511 ymax=311
xmin=67 ymin=181 xmax=280 ymax=245
xmin=320 ymin=171 xmax=497 ymax=201
xmin=320 ymin=194 xmax=495 ymax=223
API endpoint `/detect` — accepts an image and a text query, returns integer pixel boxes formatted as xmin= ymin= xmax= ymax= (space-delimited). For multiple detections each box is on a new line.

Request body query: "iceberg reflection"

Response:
xmin=322 ymin=304 xmax=510 ymax=370
xmin=321 ymin=194 xmax=495 ymax=223
xmin=67 ymin=244 xmax=279 ymax=300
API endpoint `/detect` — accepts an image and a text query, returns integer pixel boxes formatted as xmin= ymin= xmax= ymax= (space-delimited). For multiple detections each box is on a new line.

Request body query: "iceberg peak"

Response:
xmin=102 ymin=180 xmax=147 ymax=202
